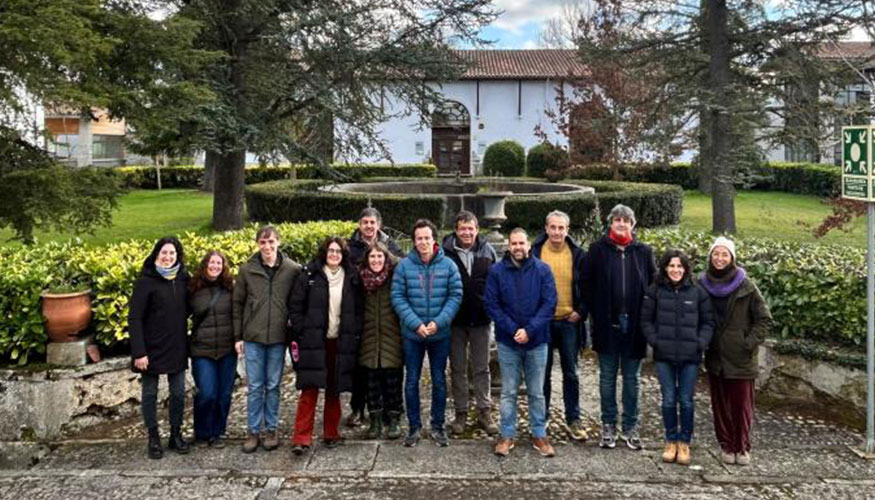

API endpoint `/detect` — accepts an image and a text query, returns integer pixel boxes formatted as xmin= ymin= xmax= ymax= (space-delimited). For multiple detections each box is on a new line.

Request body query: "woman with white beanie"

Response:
xmin=699 ymin=237 xmax=772 ymax=466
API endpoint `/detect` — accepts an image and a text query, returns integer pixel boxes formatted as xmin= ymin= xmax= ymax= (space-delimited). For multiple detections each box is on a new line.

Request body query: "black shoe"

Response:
xmin=403 ymin=429 xmax=421 ymax=447
xmin=323 ymin=438 xmax=342 ymax=449
xmin=431 ymin=428 xmax=449 ymax=447
xmin=167 ymin=426 xmax=190 ymax=455
xmin=147 ymin=427 xmax=163 ymax=459
xmin=291 ymin=443 xmax=309 ymax=456
xmin=208 ymin=436 xmax=225 ymax=449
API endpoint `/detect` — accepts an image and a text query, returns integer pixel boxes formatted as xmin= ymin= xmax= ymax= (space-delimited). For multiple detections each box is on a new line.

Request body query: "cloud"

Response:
xmin=489 ymin=0 xmax=570 ymax=34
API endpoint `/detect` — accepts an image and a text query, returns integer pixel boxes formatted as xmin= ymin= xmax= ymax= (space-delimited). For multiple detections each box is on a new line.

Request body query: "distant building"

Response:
xmin=43 ymin=108 xmax=148 ymax=167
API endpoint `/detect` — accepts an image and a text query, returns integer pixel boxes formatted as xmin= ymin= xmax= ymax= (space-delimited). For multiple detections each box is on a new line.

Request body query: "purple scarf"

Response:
xmin=700 ymin=267 xmax=746 ymax=298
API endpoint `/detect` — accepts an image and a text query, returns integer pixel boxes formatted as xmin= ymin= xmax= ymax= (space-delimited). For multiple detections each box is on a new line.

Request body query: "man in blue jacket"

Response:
xmin=485 ymin=228 xmax=558 ymax=458
xmin=391 ymin=219 xmax=463 ymax=448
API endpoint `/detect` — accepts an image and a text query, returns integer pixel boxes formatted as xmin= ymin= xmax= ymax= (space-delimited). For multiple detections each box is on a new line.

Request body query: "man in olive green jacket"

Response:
xmin=233 ymin=226 xmax=301 ymax=453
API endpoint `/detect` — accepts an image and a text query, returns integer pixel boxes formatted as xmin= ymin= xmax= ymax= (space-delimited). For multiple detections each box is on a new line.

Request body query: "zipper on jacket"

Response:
xmin=621 ymin=252 xmax=626 ymax=310
xmin=267 ymin=270 xmax=274 ymax=343
xmin=674 ymin=288 xmax=680 ymax=360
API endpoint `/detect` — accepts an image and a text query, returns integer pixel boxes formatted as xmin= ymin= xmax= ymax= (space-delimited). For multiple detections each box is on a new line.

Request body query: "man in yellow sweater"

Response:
xmin=532 ymin=210 xmax=588 ymax=441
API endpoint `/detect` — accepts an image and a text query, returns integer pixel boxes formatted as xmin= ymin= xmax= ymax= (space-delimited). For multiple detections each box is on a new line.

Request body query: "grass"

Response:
xmin=0 ymin=189 xmax=213 ymax=247
xmin=0 ymin=188 xmax=865 ymax=248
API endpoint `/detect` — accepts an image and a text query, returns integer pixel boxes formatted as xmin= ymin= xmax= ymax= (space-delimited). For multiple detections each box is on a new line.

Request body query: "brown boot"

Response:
xmin=241 ymin=431 xmax=259 ymax=453
xmin=477 ymin=408 xmax=498 ymax=436
xmin=493 ymin=437 xmax=514 ymax=457
xmin=662 ymin=442 xmax=678 ymax=463
xmin=450 ymin=411 xmax=467 ymax=435
xmin=532 ymin=437 xmax=556 ymax=458
xmin=676 ymin=442 xmax=691 ymax=466
xmin=261 ymin=430 xmax=279 ymax=451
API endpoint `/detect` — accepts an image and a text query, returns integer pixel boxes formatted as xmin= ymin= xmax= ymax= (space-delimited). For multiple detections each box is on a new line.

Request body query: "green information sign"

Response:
xmin=843 ymin=126 xmax=875 ymax=201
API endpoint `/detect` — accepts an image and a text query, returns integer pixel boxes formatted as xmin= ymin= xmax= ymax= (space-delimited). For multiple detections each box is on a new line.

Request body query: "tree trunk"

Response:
xmin=211 ymin=150 xmax=246 ymax=231
xmin=706 ymin=0 xmax=736 ymax=234
xmin=697 ymin=108 xmax=712 ymax=193
xmin=202 ymin=150 xmax=218 ymax=192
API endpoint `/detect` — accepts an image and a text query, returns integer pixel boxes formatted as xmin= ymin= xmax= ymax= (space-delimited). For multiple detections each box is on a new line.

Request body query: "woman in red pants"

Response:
xmin=288 ymin=237 xmax=363 ymax=455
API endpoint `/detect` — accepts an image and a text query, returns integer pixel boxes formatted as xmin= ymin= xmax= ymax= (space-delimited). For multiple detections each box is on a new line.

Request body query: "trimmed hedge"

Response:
xmin=526 ymin=143 xmax=569 ymax=179
xmin=566 ymin=180 xmax=684 ymax=229
xmin=505 ymin=193 xmax=598 ymax=234
xmin=116 ymin=163 xmax=437 ymax=189
xmin=0 ymin=220 xmax=358 ymax=364
xmin=483 ymin=141 xmax=525 ymax=177
xmin=555 ymin=161 xmax=841 ymax=197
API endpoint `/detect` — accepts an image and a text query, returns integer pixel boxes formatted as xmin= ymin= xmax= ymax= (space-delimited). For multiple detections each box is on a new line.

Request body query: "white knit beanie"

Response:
xmin=709 ymin=236 xmax=736 ymax=263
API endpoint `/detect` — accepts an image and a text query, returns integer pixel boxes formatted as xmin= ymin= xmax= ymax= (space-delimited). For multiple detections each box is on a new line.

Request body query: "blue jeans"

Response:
xmin=244 ymin=342 xmax=286 ymax=433
xmin=655 ymin=361 xmax=699 ymax=443
xmin=598 ymin=352 xmax=641 ymax=432
xmin=192 ymin=353 xmax=238 ymax=440
xmin=498 ymin=342 xmax=548 ymax=439
xmin=403 ymin=337 xmax=450 ymax=432
xmin=544 ymin=320 xmax=581 ymax=423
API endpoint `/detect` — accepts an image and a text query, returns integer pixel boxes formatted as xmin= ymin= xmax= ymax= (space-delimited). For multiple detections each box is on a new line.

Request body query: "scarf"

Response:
xmin=608 ymin=229 xmax=633 ymax=247
xmin=324 ymin=265 xmax=345 ymax=339
xmin=700 ymin=266 xmax=746 ymax=298
xmin=361 ymin=262 xmax=391 ymax=293
xmin=156 ymin=263 xmax=180 ymax=281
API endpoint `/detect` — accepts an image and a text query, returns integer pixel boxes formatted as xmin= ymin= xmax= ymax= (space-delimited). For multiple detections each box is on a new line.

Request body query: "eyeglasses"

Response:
xmin=326 ymin=248 xmax=343 ymax=254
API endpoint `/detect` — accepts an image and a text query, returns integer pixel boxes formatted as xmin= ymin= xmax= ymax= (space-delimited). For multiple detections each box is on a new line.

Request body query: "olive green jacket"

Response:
xmin=359 ymin=282 xmax=403 ymax=369
xmin=233 ymin=252 xmax=301 ymax=345
xmin=704 ymin=278 xmax=773 ymax=379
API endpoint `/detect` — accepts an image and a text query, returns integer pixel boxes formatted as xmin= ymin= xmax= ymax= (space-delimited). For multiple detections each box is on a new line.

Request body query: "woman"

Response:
xmin=129 ymin=236 xmax=190 ymax=460
xmin=700 ymin=237 xmax=772 ymax=466
xmin=288 ymin=237 xmax=363 ymax=455
xmin=358 ymin=242 xmax=404 ymax=440
xmin=642 ymin=249 xmax=714 ymax=466
xmin=188 ymin=250 xmax=236 ymax=448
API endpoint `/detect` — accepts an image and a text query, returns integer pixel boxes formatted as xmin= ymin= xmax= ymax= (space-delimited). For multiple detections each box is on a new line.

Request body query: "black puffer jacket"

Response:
xmin=442 ymin=233 xmax=497 ymax=327
xmin=129 ymin=256 xmax=190 ymax=375
xmin=641 ymin=277 xmax=715 ymax=364
xmin=188 ymin=283 xmax=235 ymax=360
xmin=288 ymin=259 xmax=363 ymax=392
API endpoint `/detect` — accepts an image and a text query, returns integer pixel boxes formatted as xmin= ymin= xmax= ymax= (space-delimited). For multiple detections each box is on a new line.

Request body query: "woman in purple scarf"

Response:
xmin=699 ymin=237 xmax=772 ymax=467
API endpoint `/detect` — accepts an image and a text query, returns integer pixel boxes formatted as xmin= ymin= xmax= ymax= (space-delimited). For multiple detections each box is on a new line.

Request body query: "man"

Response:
xmin=582 ymin=204 xmax=655 ymax=451
xmin=391 ymin=219 xmax=463 ymax=447
xmin=485 ymin=228 xmax=558 ymax=457
xmin=441 ymin=211 xmax=498 ymax=436
xmin=531 ymin=210 xmax=588 ymax=441
xmin=233 ymin=225 xmax=302 ymax=453
xmin=346 ymin=207 xmax=405 ymax=426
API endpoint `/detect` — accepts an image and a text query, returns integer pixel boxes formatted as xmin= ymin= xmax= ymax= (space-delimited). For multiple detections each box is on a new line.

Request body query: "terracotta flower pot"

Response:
xmin=41 ymin=289 xmax=92 ymax=343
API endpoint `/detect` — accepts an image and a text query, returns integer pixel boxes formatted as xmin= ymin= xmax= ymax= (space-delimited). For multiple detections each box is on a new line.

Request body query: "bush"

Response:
xmin=483 ymin=141 xmax=525 ymax=177
xmin=560 ymin=180 xmax=684 ymax=229
xmin=526 ymin=143 xmax=569 ymax=179
xmin=0 ymin=220 xmax=358 ymax=365
xmin=756 ymin=162 xmax=841 ymax=197
xmin=505 ymin=193 xmax=598 ymax=234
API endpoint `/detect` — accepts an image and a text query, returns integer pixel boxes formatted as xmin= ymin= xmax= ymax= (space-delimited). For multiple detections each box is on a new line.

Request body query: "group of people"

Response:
xmin=129 ymin=203 xmax=771 ymax=466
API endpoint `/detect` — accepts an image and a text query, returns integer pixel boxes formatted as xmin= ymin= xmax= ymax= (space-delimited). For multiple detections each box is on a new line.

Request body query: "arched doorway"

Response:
xmin=431 ymin=101 xmax=471 ymax=176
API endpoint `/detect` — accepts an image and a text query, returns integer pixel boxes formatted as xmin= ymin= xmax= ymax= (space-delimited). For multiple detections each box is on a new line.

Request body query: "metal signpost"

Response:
xmin=843 ymin=124 xmax=875 ymax=457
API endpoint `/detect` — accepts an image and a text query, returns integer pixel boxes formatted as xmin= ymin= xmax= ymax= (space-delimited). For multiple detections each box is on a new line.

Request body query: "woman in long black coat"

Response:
xmin=288 ymin=237 xmax=363 ymax=454
xmin=129 ymin=236 xmax=191 ymax=459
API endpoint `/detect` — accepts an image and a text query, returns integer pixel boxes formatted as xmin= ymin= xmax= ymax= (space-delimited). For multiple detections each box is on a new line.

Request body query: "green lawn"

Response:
xmin=0 ymin=189 xmax=213 ymax=247
xmin=0 ymin=188 xmax=865 ymax=248
xmin=680 ymin=190 xmax=867 ymax=247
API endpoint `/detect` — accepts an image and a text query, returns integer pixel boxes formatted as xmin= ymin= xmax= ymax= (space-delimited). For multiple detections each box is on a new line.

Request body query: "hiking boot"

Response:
xmin=386 ymin=412 xmax=403 ymax=439
xmin=291 ymin=443 xmax=309 ymax=456
xmin=568 ymin=419 xmax=588 ymax=442
xmin=532 ymin=437 xmax=556 ymax=457
xmin=261 ymin=430 xmax=280 ymax=451
xmin=147 ymin=426 xmax=163 ymax=460
xmin=403 ymin=428 xmax=421 ymax=447
xmin=367 ymin=411 xmax=383 ymax=439
xmin=662 ymin=441 xmax=678 ymax=463
xmin=431 ymin=427 xmax=450 ymax=447
xmin=195 ymin=438 xmax=210 ymax=448
xmin=209 ymin=436 xmax=225 ymax=449
xmin=167 ymin=426 xmax=190 ymax=455
xmin=622 ymin=427 xmax=642 ymax=450
xmin=345 ymin=410 xmax=365 ymax=428
xmin=676 ymin=442 xmax=691 ymax=465
xmin=599 ymin=424 xmax=617 ymax=449
xmin=242 ymin=431 xmax=259 ymax=453
xmin=493 ymin=437 xmax=514 ymax=457
xmin=736 ymin=451 xmax=751 ymax=466
xmin=450 ymin=411 xmax=467 ymax=435
xmin=477 ymin=408 xmax=499 ymax=436
xmin=721 ymin=450 xmax=736 ymax=464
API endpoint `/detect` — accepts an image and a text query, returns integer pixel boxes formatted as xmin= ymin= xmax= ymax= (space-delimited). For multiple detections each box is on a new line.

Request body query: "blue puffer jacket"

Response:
xmin=484 ymin=254 xmax=557 ymax=350
xmin=391 ymin=245 xmax=463 ymax=342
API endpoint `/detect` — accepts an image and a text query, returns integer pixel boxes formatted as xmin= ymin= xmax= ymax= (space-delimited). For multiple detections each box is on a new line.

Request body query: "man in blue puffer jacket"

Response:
xmin=391 ymin=219 xmax=463 ymax=448
xmin=485 ymin=228 xmax=558 ymax=458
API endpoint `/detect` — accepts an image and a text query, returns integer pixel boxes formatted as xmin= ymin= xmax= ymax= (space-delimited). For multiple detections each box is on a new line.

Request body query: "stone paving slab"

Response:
xmin=370 ymin=440 xmax=501 ymax=478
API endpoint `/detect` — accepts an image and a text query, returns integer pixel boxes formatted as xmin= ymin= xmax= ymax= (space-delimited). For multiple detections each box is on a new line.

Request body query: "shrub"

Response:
xmin=526 ymin=143 xmax=569 ymax=179
xmin=561 ymin=180 xmax=684 ymax=229
xmin=483 ymin=141 xmax=525 ymax=177
xmin=505 ymin=193 xmax=599 ymax=235
xmin=0 ymin=220 xmax=358 ymax=365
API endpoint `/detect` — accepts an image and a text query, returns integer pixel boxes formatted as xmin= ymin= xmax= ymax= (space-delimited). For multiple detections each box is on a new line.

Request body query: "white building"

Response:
xmin=340 ymin=50 xmax=586 ymax=175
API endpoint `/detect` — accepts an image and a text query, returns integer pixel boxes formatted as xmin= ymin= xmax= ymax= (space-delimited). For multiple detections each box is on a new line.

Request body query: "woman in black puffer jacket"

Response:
xmin=641 ymin=249 xmax=714 ymax=467
xmin=188 ymin=250 xmax=236 ymax=448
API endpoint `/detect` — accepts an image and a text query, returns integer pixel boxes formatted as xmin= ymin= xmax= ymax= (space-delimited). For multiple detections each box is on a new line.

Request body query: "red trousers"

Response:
xmin=292 ymin=339 xmax=341 ymax=446
xmin=708 ymin=373 xmax=755 ymax=454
